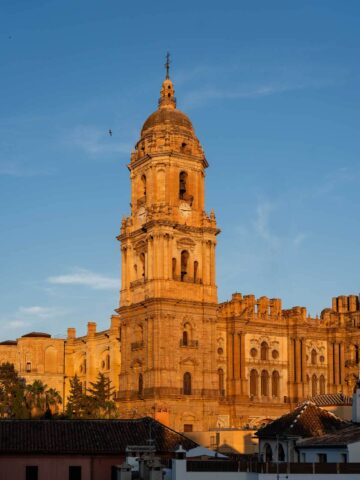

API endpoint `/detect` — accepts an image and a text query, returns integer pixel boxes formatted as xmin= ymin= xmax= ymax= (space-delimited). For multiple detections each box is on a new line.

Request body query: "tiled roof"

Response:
xmin=0 ymin=417 xmax=197 ymax=455
xmin=308 ymin=393 xmax=352 ymax=407
xmin=21 ymin=332 xmax=51 ymax=338
xmin=298 ymin=424 xmax=360 ymax=448
xmin=0 ymin=340 xmax=17 ymax=345
xmin=256 ymin=401 xmax=349 ymax=439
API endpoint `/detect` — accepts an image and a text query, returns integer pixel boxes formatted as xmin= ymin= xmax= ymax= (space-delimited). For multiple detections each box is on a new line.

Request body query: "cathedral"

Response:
xmin=1 ymin=64 xmax=360 ymax=442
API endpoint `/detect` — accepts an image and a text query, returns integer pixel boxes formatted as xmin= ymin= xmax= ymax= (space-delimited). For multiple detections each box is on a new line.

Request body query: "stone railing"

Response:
xmin=173 ymin=275 xmax=202 ymax=284
xmin=179 ymin=339 xmax=199 ymax=348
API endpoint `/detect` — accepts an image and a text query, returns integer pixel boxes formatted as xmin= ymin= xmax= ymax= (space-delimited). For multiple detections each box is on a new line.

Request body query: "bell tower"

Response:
xmin=117 ymin=58 xmax=220 ymax=432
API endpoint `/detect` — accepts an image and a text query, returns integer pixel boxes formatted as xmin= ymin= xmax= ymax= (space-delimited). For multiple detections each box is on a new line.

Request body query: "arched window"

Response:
xmin=172 ymin=258 xmax=177 ymax=279
xmin=183 ymin=372 xmax=192 ymax=395
xmin=179 ymin=171 xmax=188 ymax=199
xmin=250 ymin=369 xmax=258 ymax=397
xmin=312 ymin=374 xmax=318 ymax=397
xmin=138 ymin=373 xmax=143 ymax=397
xmin=141 ymin=174 xmax=146 ymax=198
xmin=106 ymin=354 xmax=110 ymax=370
xmin=260 ymin=342 xmax=269 ymax=361
xmin=272 ymin=370 xmax=280 ymax=397
xmin=182 ymin=322 xmax=191 ymax=346
xmin=319 ymin=375 xmax=326 ymax=395
xmin=264 ymin=443 xmax=272 ymax=462
xmin=218 ymin=368 xmax=224 ymax=396
xmin=311 ymin=349 xmax=317 ymax=365
xmin=194 ymin=261 xmax=199 ymax=283
xmin=278 ymin=443 xmax=285 ymax=462
xmin=140 ymin=252 xmax=145 ymax=278
xmin=261 ymin=370 xmax=269 ymax=396
xmin=181 ymin=250 xmax=189 ymax=281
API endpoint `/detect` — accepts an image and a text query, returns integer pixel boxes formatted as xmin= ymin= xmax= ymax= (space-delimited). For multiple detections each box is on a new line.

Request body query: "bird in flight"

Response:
xmin=109 ymin=129 xmax=112 ymax=136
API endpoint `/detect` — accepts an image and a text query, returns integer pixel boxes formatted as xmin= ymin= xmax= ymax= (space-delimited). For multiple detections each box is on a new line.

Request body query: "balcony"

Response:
xmin=180 ymin=339 xmax=199 ymax=348
xmin=131 ymin=341 xmax=144 ymax=351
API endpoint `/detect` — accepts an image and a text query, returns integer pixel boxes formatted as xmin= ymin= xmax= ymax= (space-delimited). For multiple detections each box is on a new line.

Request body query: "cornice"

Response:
xmin=129 ymin=150 xmax=208 ymax=170
xmin=117 ymin=220 xmax=220 ymax=241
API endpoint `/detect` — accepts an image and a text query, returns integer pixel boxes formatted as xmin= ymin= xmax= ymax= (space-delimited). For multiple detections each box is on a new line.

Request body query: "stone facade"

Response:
xmin=1 ymin=71 xmax=359 ymax=435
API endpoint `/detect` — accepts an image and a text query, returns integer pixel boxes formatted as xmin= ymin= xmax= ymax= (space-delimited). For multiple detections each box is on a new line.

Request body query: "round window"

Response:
xmin=272 ymin=350 xmax=279 ymax=359
xmin=250 ymin=348 xmax=257 ymax=358
xmin=217 ymin=347 xmax=224 ymax=355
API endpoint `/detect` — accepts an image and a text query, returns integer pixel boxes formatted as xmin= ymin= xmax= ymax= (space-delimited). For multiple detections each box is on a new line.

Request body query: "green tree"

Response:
xmin=88 ymin=373 xmax=117 ymax=418
xmin=25 ymin=380 xmax=63 ymax=417
xmin=25 ymin=379 xmax=47 ymax=416
xmin=0 ymin=362 xmax=28 ymax=418
xmin=45 ymin=387 xmax=62 ymax=414
xmin=66 ymin=375 xmax=90 ymax=418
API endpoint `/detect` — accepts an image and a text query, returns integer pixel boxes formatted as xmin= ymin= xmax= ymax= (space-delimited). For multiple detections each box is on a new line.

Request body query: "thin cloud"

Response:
xmin=253 ymin=201 xmax=280 ymax=250
xmin=183 ymin=83 xmax=312 ymax=109
xmin=250 ymin=200 xmax=308 ymax=251
xmin=18 ymin=306 xmax=61 ymax=319
xmin=48 ymin=268 xmax=119 ymax=290
xmin=313 ymin=166 xmax=359 ymax=197
xmin=68 ymin=125 xmax=131 ymax=156
xmin=293 ymin=233 xmax=308 ymax=247
xmin=8 ymin=320 xmax=29 ymax=329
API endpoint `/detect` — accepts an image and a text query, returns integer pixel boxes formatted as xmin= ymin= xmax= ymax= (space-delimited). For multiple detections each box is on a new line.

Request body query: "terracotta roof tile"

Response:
xmin=309 ymin=393 xmax=352 ymax=406
xmin=298 ymin=424 xmax=360 ymax=448
xmin=21 ymin=332 xmax=51 ymax=338
xmin=0 ymin=417 xmax=197 ymax=455
xmin=256 ymin=401 xmax=349 ymax=439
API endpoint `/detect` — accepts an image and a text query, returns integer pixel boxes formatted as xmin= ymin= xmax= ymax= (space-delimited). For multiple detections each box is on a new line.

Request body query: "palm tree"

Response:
xmin=45 ymin=387 xmax=62 ymax=414
xmin=25 ymin=380 xmax=47 ymax=417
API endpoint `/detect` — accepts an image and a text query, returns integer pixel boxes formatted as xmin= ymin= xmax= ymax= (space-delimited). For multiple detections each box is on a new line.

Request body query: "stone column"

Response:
xmin=164 ymin=235 xmax=169 ymax=279
xmin=212 ymin=241 xmax=217 ymax=286
xmin=157 ymin=234 xmax=163 ymax=279
xmin=334 ymin=342 xmax=340 ymax=387
xmin=227 ymin=332 xmax=234 ymax=396
xmin=327 ymin=342 xmax=335 ymax=393
xmin=300 ymin=338 xmax=306 ymax=399
xmin=339 ymin=342 xmax=345 ymax=390
xmin=234 ymin=332 xmax=241 ymax=394
xmin=126 ymin=245 xmax=132 ymax=287
xmin=288 ymin=337 xmax=296 ymax=402
xmin=121 ymin=246 xmax=126 ymax=290
xmin=148 ymin=237 xmax=153 ymax=280
xmin=202 ymin=241 xmax=207 ymax=284
xmin=239 ymin=333 xmax=247 ymax=395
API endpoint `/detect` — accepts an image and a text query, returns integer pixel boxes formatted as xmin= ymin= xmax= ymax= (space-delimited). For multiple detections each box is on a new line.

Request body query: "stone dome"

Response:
xmin=140 ymin=76 xmax=195 ymax=137
xmin=141 ymin=108 xmax=194 ymax=135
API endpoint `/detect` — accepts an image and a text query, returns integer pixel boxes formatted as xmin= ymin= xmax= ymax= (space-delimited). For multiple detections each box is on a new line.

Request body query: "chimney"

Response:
xmin=67 ymin=327 xmax=76 ymax=340
xmin=87 ymin=322 xmax=96 ymax=337
xmin=110 ymin=315 xmax=120 ymax=332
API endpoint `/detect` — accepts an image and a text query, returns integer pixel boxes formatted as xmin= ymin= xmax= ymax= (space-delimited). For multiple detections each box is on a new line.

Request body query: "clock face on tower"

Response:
xmin=138 ymin=206 xmax=146 ymax=223
xmin=179 ymin=202 xmax=192 ymax=218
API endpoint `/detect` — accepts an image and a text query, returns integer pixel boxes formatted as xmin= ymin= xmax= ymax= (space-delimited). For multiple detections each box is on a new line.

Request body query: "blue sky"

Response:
xmin=0 ymin=0 xmax=359 ymax=340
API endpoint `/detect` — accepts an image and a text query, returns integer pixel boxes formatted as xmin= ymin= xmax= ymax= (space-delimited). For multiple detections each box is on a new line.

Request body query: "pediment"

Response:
xmin=180 ymin=356 xmax=199 ymax=366
xmin=176 ymin=237 xmax=196 ymax=251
